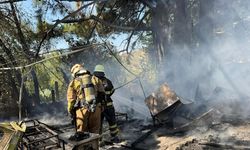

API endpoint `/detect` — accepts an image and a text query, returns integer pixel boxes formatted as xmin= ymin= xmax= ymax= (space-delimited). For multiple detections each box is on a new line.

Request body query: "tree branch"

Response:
xmin=10 ymin=2 xmax=32 ymax=59
xmin=0 ymin=0 xmax=25 ymax=4
xmin=0 ymin=38 xmax=17 ymax=66
xmin=60 ymin=15 xmax=151 ymax=31
xmin=139 ymin=0 xmax=157 ymax=9
xmin=86 ymin=3 xmax=104 ymax=43
xmin=125 ymin=8 xmax=150 ymax=53
xmin=35 ymin=2 xmax=95 ymax=58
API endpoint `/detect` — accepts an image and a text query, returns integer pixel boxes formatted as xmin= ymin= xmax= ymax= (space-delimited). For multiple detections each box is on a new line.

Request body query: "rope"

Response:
xmin=0 ymin=43 xmax=103 ymax=71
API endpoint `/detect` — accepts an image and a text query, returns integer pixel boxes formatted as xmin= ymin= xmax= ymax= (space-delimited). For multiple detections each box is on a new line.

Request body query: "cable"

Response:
xmin=114 ymin=77 xmax=138 ymax=90
xmin=0 ymin=43 xmax=103 ymax=70
xmin=102 ymin=41 xmax=148 ymax=98
xmin=138 ymin=78 xmax=147 ymax=99
xmin=103 ymin=42 xmax=138 ymax=77
xmin=0 ymin=45 xmax=95 ymax=68
xmin=41 ymin=63 xmax=65 ymax=84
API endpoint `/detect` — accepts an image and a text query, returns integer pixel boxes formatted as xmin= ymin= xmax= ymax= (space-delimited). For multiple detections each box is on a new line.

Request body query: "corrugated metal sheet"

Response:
xmin=145 ymin=84 xmax=180 ymax=116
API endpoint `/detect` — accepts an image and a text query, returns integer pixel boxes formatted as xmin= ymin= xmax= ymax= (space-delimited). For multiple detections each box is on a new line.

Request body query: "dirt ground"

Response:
xmin=101 ymin=118 xmax=250 ymax=150
xmin=137 ymin=123 xmax=250 ymax=150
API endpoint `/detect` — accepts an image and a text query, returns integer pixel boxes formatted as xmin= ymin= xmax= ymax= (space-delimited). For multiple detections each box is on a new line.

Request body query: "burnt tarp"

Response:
xmin=145 ymin=84 xmax=182 ymax=123
xmin=145 ymin=83 xmax=212 ymax=128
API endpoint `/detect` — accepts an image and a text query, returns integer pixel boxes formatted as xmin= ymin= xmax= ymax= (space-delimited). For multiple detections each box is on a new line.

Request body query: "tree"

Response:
xmin=1 ymin=0 xmax=250 ymax=118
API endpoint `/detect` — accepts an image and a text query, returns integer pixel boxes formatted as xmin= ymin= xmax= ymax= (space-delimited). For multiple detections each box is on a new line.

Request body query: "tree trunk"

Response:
xmin=0 ymin=55 xmax=20 ymax=118
xmin=152 ymin=0 xmax=192 ymax=63
xmin=0 ymin=39 xmax=30 ymax=102
xmin=10 ymin=2 xmax=32 ymax=58
xmin=151 ymin=1 xmax=174 ymax=64
xmin=151 ymin=0 xmax=216 ymax=99
xmin=173 ymin=0 xmax=190 ymax=46
xmin=59 ymin=68 xmax=70 ymax=84
xmin=196 ymin=0 xmax=215 ymax=46
xmin=31 ymin=69 xmax=41 ymax=105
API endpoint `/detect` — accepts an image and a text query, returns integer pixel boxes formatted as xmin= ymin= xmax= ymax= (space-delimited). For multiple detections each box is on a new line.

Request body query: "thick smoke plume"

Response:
xmin=156 ymin=0 xmax=250 ymax=118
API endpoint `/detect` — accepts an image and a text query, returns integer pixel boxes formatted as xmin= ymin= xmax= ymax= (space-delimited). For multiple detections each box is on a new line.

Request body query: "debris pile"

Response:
xmin=132 ymin=84 xmax=250 ymax=150
xmin=1 ymin=83 xmax=250 ymax=150
xmin=21 ymin=120 xmax=61 ymax=149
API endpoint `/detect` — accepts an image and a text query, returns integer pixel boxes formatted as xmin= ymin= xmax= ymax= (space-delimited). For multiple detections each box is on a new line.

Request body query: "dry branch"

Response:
xmin=0 ymin=43 xmax=102 ymax=70
xmin=126 ymin=9 xmax=150 ymax=53
xmin=0 ymin=0 xmax=25 ymax=4
xmin=35 ymin=2 xmax=95 ymax=57
xmin=59 ymin=15 xmax=151 ymax=31
xmin=10 ymin=2 xmax=32 ymax=59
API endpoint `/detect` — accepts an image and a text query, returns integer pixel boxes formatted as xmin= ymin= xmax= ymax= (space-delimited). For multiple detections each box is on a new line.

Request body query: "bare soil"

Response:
xmin=101 ymin=118 xmax=250 ymax=150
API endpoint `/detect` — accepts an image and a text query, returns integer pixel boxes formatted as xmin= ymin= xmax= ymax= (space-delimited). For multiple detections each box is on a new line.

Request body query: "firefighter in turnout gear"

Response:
xmin=67 ymin=64 xmax=105 ymax=140
xmin=94 ymin=64 xmax=120 ymax=143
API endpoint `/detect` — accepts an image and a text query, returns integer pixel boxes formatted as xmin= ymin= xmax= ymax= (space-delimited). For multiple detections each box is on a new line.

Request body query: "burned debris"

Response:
xmin=1 ymin=82 xmax=250 ymax=150
xmin=20 ymin=120 xmax=61 ymax=149
xmin=129 ymin=84 xmax=250 ymax=150
xmin=145 ymin=83 xmax=214 ymax=129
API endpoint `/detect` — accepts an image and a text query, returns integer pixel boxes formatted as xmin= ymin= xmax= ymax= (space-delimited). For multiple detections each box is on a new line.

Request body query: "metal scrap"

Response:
xmin=20 ymin=119 xmax=60 ymax=149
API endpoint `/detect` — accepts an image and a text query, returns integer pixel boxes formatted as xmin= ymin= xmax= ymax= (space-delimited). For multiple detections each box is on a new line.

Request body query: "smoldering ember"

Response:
xmin=1 ymin=0 xmax=250 ymax=150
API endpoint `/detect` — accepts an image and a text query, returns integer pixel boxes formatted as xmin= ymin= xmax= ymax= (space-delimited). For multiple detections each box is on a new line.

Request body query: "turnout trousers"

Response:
xmin=101 ymin=105 xmax=119 ymax=137
xmin=76 ymin=104 xmax=101 ymax=134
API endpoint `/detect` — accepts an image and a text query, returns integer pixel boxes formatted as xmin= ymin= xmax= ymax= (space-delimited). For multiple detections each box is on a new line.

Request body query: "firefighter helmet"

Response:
xmin=94 ymin=64 xmax=105 ymax=73
xmin=71 ymin=63 xmax=84 ymax=77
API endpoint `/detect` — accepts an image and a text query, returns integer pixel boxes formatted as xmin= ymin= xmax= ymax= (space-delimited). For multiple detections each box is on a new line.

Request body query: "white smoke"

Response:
xmin=155 ymin=0 xmax=250 ymax=118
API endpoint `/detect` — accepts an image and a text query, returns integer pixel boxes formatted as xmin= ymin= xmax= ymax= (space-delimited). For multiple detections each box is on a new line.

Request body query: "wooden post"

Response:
xmin=130 ymin=97 xmax=134 ymax=118
xmin=51 ymin=90 xmax=55 ymax=103
xmin=19 ymin=70 xmax=25 ymax=121
xmin=54 ymin=81 xmax=59 ymax=101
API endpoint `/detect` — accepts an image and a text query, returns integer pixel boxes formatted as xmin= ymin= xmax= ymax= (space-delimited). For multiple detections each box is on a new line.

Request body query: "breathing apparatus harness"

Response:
xmin=74 ymin=70 xmax=97 ymax=112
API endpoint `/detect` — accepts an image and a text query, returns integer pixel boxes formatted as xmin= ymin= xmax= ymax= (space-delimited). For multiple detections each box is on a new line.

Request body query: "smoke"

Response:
xmin=38 ymin=113 xmax=70 ymax=125
xmin=50 ymin=0 xmax=250 ymax=123
xmin=89 ymin=50 xmax=153 ymax=120
xmin=112 ymin=93 xmax=151 ymax=119
xmin=154 ymin=0 xmax=250 ymax=118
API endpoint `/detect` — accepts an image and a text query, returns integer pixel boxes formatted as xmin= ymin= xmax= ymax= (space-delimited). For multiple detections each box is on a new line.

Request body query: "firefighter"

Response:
xmin=93 ymin=64 xmax=120 ymax=143
xmin=67 ymin=64 xmax=105 ymax=140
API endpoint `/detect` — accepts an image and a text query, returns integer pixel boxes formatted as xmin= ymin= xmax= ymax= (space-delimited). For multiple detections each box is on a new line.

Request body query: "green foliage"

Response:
xmin=25 ymin=52 xmax=67 ymax=102
xmin=0 ymin=0 xmax=152 ymax=107
xmin=39 ymin=89 xmax=51 ymax=102
xmin=140 ymin=32 xmax=153 ymax=47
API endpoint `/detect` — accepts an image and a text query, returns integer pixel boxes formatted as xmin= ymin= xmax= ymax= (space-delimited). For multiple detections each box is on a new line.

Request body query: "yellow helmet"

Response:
xmin=94 ymin=64 xmax=105 ymax=73
xmin=71 ymin=63 xmax=84 ymax=77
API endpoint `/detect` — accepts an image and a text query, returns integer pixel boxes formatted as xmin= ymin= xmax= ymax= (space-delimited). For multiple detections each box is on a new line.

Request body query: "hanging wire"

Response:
xmin=102 ymin=41 xmax=148 ymax=98
xmin=138 ymin=78 xmax=147 ymax=99
xmin=41 ymin=63 xmax=65 ymax=84
xmin=0 ymin=43 xmax=103 ymax=70
xmin=103 ymin=42 xmax=138 ymax=77
xmin=114 ymin=77 xmax=138 ymax=90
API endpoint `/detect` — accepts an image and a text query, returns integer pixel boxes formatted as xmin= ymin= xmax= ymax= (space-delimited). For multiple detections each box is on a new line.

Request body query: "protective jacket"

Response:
xmin=102 ymin=77 xmax=115 ymax=106
xmin=67 ymin=72 xmax=105 ymax=133
xmin=93 ymin=72 xmax=119 ymax=138
xmin=67 ymin=73 xmax=105 ymax=111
